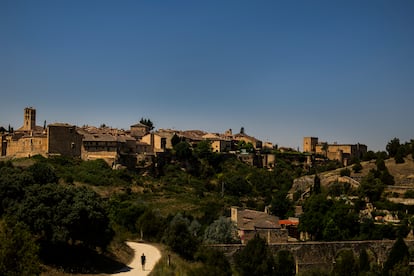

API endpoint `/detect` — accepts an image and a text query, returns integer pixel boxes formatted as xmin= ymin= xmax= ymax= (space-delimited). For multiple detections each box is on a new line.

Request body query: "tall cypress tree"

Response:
xmin=382 ymin=237 xmax=409 ymax=276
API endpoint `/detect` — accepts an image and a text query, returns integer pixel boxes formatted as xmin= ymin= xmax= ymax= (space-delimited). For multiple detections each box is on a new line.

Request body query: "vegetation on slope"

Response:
xmin=0 ymin=137 xmax=413 ymax=275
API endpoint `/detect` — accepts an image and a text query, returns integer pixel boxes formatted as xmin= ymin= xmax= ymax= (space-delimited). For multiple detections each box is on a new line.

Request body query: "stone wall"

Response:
xmin=5 ymin=135 xmax=48 ymax=158
xmin=209 ymin=240 xmax=414 ymax=274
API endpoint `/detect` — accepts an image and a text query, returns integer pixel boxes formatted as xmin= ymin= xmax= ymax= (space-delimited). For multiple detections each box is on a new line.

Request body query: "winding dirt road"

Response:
xmin=111 ymin=242 xmax=162 ymax=276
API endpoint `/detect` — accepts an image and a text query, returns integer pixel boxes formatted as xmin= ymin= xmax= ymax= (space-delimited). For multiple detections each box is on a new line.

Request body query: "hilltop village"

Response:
xmin=3 ymin=107 xmax=414 ymax=275
xmin=1 ymin=107 xmax=367 ymax=170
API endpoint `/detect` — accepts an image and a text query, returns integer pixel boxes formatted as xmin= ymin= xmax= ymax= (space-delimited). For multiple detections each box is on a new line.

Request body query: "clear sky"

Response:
xmin=1 ymin=0 xmax=413 ymax=151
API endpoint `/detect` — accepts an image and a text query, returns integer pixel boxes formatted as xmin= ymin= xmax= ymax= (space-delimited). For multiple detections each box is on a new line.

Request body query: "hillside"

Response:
xmin=290 ymin=156 xmax=414 ymax=200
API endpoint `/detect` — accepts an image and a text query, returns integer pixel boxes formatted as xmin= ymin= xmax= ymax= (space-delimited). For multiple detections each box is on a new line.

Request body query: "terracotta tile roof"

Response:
xmin=279 ymin=219 xmax=299 ymax=226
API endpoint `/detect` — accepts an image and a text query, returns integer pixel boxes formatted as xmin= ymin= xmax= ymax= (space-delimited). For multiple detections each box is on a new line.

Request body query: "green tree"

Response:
xmin=358 ymin=170 xmax=385 ymax=202
xmin=108 ymin=199 xmax=147 ymax=232
xmin=203 ymin=216 xmax=238 ymax=244
xmin=333 ymin=249 xmax=358 ymax=276
xmin=352 ymin=161 xmax=363 ymax=173
xmin=376 ymin=158 xmax=387 ymax=171
xmin=359 ymin=249 xmax=370 ymax=273
xmin=163 ymin=213 xmax=199 ymax=260
xmin=383 ymin=237 xmax=409 ymax=276
xmin=340 ymin=168 xmax=351 ymax=177
xmin=313 ymin=174 xmax=321 ymax=194
xmin=388 ymin=262 xmax=411 ymax=276
xmin=395 ymin=147 xmax=405 ymax=164
xmin=270 ymin=191 xmax=293 ymax=219
xmin=136 ymin=209 xmax=166 ymax=241
xmin=323 ymin=218 xmax=342 ymax=241
xmin=234 ymin=234 xmax=275 ymax=276
xmin=299 ymin=194 xmax=331 ymax=240
xmin=28 ymin=162 xmax=58 ymax=184
xmin=0 ymin=220 xmax=40 ymax=276
xmin=0 ymin=167 xmax=34 ymax=215
xmin=139 ymin=118 xmax=154 ymax=130
xmin=17 ymin=184 xmax=113 ymax=249
xmin=386 ymin=138 xmax=400 ymax=158
xmin=171 ymin=133 xmax=181 ymax=147
xmin=174 ymin=141 xmax=193 ymax=161
xmin=275 ymin=250 xmax=295 ymax=276
xmin=193 ymin=247 xmax=232 ymax=276
xmin=195 ymin=140 xmax=213 ymax=159
xmin=362 ymin=151 xmax=377 ymax=161
xmin=322 ymin=142 xmax=328 ymax=158
xmin=223 ymin=174 xmax=252 ymax=196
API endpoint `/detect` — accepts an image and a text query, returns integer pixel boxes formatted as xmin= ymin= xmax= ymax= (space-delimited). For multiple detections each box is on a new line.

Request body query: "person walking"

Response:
xmin=141 ymin=253 xmax=146 ymax=271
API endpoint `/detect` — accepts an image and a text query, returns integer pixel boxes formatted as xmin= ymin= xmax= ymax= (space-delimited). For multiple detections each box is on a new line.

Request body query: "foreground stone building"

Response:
xmin=231 ymin=207 xmax=288 ymax=244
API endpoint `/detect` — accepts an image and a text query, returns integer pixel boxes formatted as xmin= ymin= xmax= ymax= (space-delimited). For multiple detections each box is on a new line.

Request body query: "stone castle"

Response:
xmin=303 ymin=136 xmax=367 ymax=165
xmin=0 ymin=107 xmax=275 ymax=168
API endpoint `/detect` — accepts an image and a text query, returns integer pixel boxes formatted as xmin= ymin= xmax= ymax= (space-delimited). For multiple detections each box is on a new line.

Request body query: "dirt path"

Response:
xmin=111 ymin=242 xmax=162 ymax=276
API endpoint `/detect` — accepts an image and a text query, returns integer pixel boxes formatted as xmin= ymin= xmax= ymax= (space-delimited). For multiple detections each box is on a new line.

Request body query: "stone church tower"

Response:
xmin=23 ymin=107 xmax=36 ymax=131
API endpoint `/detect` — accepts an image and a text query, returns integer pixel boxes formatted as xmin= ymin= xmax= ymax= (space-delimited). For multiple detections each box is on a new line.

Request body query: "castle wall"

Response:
xmin=5 ymin=135 xmax=48 ymax=158
xmin=315 ymin=143 xmax=367 ymax=163
xmin=303 ymin=137 xmax=318 ymax=153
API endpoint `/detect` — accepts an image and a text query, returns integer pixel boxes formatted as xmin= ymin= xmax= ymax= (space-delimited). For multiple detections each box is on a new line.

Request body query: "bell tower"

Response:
xmin=23 ymin=107 xmax=36 ymax=131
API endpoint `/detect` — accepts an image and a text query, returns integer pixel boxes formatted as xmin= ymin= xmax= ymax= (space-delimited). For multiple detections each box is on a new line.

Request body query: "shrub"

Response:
xmin=340 ymin=168 xmax=351 ymax=177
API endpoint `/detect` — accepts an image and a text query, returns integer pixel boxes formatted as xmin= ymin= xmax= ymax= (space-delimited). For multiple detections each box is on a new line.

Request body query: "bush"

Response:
xmin=163 ymin=213 xmax=199 ymax=260
xmin=0 ymin=220 xmax=40 ymax=276
xmin=234 ymin=235 xmax=275 ymax=275
xmin=352 ymin=162 xmax=363 ymax=173
xmin=340 ymin=168 xmax=351 ymax=177
xmin=404 ymin=190 xmax=414 ymax=199
xmin=193 ymin=247 xmax=232 ymax=276
xmin=203 ymin=216 xmax=238 ymax=244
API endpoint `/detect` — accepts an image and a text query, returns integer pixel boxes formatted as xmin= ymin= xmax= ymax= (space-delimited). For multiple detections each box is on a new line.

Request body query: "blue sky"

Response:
xmin=1 ymin=0 xmax=413 ymax=151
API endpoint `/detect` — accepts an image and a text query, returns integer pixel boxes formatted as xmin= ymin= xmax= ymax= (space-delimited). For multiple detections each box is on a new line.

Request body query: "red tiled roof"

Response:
xmin=279 ymin=220 xmax=299 ymax=226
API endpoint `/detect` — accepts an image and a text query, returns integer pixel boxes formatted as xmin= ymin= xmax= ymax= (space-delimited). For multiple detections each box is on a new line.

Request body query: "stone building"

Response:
xmin=303 ymin=137 xmax=319 ymax=153
xmin=130 ymin=123 xmax=150 ymax=139
xmin=1 ymin=107 xmax=48 ymax=158
xmin=141 ymin=132 xmax=168 ymax=153
xmin=48 ymin=123 xmax=82 ymax=157
xmin=231 ymin=207 xmax=288 ymax=244
xmin=303 ymin=137 xmax=367 ymax=165
xmin=202 ymin=133 xmax=232 ymax=153
xmin=234 ymin=130 xmax=263 ymax=150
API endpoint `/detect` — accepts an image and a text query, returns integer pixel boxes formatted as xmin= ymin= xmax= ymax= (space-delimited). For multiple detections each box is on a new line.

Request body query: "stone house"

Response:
xmin=234 ymin=131 xmax=263 ymax=150
xmin=130 ymin=123 xmax=150 ymax=139
xmin=141 ymin=132 xmax=168 ymax=153
xmin=231 ymin=207 xmax=288 ymax=244
xmin=202 ymin=133 xmax=232 ymax=152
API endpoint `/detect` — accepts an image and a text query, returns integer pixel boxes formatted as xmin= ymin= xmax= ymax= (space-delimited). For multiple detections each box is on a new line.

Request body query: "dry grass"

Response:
xmin=150 ymin=244 xmax=203 ymax=276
